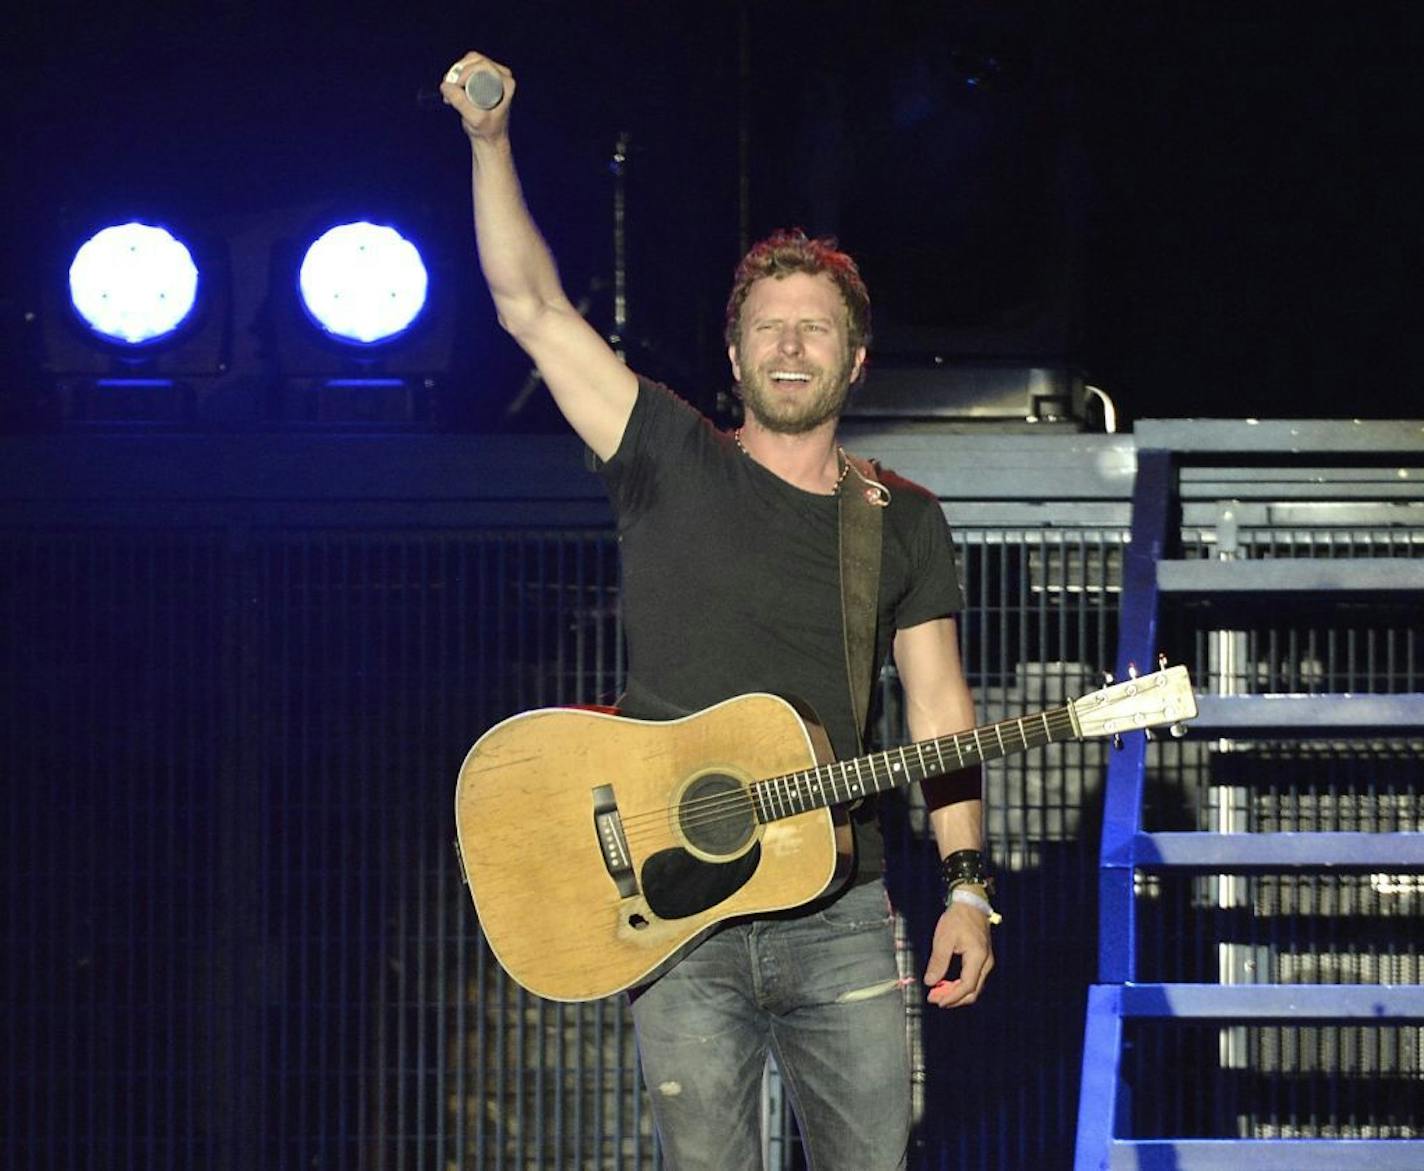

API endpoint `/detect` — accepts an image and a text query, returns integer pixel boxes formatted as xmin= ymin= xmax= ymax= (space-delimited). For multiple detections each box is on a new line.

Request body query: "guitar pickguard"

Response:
xmin=641 ymin=845 xmax=762 ymax=920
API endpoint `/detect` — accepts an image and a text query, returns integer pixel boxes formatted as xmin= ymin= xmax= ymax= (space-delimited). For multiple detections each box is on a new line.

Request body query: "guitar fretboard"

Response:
xmin=750 ymin=705 xmax=1078 ymax=824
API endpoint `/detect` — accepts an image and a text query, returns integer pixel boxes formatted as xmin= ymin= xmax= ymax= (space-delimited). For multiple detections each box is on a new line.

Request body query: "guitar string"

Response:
xmin=614 ymin=708 xmax=1080 ymax=837
xmin=583 ymin=676 xmax=1169 ymax=841
xmin=610 ymin=709 xmax=1080 ymax=843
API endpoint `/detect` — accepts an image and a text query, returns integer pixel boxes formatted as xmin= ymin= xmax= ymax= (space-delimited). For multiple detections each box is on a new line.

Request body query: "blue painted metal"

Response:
xmin=1107 ymin=1138 xmax=1424 ymax=1170
xmin=1097 ymin=449 xmax=1176 ymax=983
xmin=1073 ymin=986 xmax=1125 ymax=1171
xmin=1118 ymin=830 xmax=1424 ymax=869
xmin=1082 ymin=449 xmax=1173 ymax=1165
xmin=1078 ymin=438 xmax=1424 ymax=1171
xmin=1189 ymin=693 xmax=1424 ymax=737
xmin=1114 ymin=983 xmax=1424 ymax=1019
xmin=1157 ymin=557 xmax=1424 ymax=594
xmin=1095 ymin=868 xmax=1137 ymax=985
xmin=1112 ymin=450 xmax=1175 ymax=682
xmin=1132 ymin=417 xmax=1424 ymax=454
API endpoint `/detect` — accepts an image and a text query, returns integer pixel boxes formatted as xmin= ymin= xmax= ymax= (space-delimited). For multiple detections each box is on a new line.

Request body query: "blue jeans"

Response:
xmin=629 ymin=879 xmax=911 ymax=1170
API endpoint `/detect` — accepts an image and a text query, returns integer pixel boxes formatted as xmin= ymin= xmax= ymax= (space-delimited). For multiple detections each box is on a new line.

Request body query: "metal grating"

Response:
xmin=873 ymin=526 xmax=1126 ymax=1170
xmin=6 ymin=493 xmax=1420 ymax=1168
xmin=3 ymin=515 xmax=1130 ymax=1171
xmin=3 ymin=529 xmax=249 ymax=1169
xmin=250 ymin=531 xmax=646 ymax=1170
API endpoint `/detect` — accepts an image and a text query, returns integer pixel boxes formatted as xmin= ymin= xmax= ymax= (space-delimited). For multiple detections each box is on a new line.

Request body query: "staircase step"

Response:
xmin=1107 ymin=982 xmax=1424 ymax=1019
xmin=1134 ymin=418 xmax=1424 ymax=454
xmin=1107 ymin=831 xmax=1424 ymax=870
xmin=1078 ymin=985 xmax=1424 ymax=1169
xmin=1081 ymin=442 xmax=1424 ymax=1171
xmin=1189 ymin=693 xmax=1424 ymax=737
xmin=1156 ymin=557 xmax=1424 ymax=596
xmin=1104 ymin=1138 xmax=1424 ymax=1170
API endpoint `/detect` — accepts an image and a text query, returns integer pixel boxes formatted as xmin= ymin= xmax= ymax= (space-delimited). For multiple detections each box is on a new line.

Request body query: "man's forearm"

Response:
xmin=924 ymin=763 xmax=983 ymax=858
xmin=901 ymin=646 xmax=982 ymax=860
xmin=444 ymin=52 xmax=637 ymax=461
xmin=469 ymin=135 xmax=569 ymax=336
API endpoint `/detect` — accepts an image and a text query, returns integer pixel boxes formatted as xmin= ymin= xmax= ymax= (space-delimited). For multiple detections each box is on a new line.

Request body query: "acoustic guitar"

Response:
xmin=454 ymin=665 xmax=1196 ymax=1001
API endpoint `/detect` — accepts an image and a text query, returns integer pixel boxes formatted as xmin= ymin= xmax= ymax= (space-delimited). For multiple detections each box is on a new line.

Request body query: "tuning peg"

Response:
xmin=1169 ymin=723 xmax=1189 ymax=739
xmin=1158 ymin=652 xmax=1168 ymax=670
xmin=1144 ymin=728 xmax=1156 ymax=741
xmin=1127 ymin=662 xmax=1139 ymax=679
xmin=1103 ymin=671 xmax=1115 ymax=685
xmin=1112 ymin=734 xmax=1124 ymax=751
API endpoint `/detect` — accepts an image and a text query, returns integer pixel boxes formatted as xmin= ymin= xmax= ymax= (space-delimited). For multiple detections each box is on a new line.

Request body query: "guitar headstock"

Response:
xmin=1072 ymin=664 xmax=1198 ymax=740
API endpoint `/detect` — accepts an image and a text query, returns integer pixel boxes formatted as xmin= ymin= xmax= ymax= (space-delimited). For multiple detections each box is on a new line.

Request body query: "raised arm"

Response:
xmin=441 ymin=52 xmax=637 ymax=461
xmin=893 ymin=616 xmax=995 ymax=1009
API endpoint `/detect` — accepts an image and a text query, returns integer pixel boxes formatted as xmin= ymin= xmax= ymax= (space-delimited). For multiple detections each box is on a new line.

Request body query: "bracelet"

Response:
xmin=949 ymin=887 xmax=1003 ymax=926
xmin=939 ymin=848 xmax=995 ymax=896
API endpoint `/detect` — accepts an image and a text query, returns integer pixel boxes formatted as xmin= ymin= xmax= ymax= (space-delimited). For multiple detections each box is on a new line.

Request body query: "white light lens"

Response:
xmin=68 ymin=223 xmax=200 ymax=345
xmin=298 ymin=222 xmax=429 ymax=344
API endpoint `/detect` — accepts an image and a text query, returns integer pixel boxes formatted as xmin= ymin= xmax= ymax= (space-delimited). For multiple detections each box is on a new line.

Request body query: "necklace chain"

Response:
xmin=734 ymin=429 xmax=849 ymax=493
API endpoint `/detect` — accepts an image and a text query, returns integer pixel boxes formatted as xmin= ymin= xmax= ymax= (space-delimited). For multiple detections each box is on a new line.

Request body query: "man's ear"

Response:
xmin=728 ymin=344 xmax=742 ymax=384
xmin=850 ymin=345 xmax=867 ymax=385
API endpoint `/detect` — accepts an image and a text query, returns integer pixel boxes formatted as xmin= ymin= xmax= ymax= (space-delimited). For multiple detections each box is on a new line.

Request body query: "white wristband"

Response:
xmin=950 ymin=887 xmax=1002 ymax=925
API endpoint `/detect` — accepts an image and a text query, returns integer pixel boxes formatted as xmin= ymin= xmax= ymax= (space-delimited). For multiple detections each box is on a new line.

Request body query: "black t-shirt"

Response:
xmin=600 ymin=377 xmax=964 ymax=882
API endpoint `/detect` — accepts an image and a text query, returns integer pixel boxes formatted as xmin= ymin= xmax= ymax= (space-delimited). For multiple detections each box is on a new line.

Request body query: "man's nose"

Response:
xmin=777 ymin=325 xmax=803 ymax=354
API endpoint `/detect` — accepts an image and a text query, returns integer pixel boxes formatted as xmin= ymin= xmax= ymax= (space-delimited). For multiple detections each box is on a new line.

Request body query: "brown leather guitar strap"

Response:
xmin=838 ymin=452 xmax=890 ymax=753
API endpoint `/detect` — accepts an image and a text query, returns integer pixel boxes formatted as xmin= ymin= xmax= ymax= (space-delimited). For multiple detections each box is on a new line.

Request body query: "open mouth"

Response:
xmin=769 ymin=370 xmax=813 ymax=384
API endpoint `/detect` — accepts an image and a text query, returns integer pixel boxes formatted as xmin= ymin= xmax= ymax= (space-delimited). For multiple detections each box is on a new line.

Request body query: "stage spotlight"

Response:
xmin=38 ymin=214 xmax=231 ymax=430
xmin=271 ymin=210 xmax=459 ymax=429
xmin=297 ymin=221 xmax=429 ymax=345
xmin=68 ymin=222 xmax=201 ymax=346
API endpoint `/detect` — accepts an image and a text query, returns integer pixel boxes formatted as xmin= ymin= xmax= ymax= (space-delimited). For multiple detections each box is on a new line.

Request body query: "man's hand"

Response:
xmin=923 ymin=900 xmax=994 ymax=1008
xmin=440 ymin=52 xmax=515 ymax=143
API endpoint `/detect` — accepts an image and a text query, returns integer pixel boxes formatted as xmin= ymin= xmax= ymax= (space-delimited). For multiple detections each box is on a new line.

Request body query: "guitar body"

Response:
xmin=454 ymin=693 xmax=847 ymax=1002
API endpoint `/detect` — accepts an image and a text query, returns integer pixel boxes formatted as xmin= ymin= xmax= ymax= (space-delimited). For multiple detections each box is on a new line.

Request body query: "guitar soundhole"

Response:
xmin=678 ymin=772 xmax=756 ymax=856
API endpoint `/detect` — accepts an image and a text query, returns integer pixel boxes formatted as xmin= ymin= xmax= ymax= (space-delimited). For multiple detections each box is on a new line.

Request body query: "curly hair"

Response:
xmin=723 ymin=229 xmax=872 ymax=358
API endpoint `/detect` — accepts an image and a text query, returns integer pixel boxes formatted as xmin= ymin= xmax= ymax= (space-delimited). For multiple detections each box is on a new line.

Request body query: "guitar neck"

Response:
xmin=750 ymin=704 xmax=1079 ymax=824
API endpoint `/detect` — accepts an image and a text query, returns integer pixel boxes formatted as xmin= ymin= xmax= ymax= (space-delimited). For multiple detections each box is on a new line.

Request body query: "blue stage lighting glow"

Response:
xmin=68 ymin=223 xmax=200 ymax=345
xmin=298 ymin=222 xmax=429 ymax=344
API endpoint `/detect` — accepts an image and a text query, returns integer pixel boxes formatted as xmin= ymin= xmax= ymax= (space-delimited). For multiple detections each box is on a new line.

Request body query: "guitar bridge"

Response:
xmin=592 ymin=784 xmax=638 ymax=898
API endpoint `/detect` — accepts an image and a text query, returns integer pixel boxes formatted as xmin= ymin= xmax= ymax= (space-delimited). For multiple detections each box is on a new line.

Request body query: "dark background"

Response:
xmin=3 ymin=8 xmax=1421 ymax=1167
xmin=3 ymin=0 xmax=1421 ymax=427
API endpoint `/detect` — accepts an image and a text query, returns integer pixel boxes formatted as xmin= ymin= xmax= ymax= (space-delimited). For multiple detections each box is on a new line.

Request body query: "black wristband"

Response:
xmin=940 ymin=849 xmax=994 ymax=893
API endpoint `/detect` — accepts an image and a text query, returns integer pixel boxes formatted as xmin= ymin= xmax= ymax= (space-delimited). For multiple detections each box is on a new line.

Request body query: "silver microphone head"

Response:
xmin=464 ymin=70 xmax=505 ymax=111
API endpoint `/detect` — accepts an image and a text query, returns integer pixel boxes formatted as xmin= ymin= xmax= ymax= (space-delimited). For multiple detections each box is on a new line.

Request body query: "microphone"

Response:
xmin=417 ymin=67 xmax=506 ymax=113
xmin=463 ymin=70 xmax=505 ymax=110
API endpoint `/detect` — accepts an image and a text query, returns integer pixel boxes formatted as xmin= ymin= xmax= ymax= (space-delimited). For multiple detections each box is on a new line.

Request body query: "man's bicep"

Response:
xmin=893 ymin=618 xmax=975 ymax=739
xmin=512 ymin=303 xmax=639 ymax=461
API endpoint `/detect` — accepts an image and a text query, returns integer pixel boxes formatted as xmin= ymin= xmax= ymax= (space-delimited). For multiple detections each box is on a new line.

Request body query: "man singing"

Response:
xmin=443 ymin=50 xmax=995 ymax=1171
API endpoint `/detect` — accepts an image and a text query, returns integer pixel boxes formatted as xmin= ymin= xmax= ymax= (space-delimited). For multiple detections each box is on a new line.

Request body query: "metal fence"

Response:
xmin=3 ymin=425 xmax=1420 ymax=1168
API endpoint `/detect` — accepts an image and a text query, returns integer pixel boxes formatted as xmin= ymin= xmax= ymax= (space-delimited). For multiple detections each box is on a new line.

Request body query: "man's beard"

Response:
xmin=738 ymin=353 xmax=855 ymax=435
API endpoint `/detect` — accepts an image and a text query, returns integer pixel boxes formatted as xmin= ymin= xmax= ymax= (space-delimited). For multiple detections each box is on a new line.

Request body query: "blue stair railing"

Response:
xmin=1074 ymin=443 xmax=1424 ymax=1170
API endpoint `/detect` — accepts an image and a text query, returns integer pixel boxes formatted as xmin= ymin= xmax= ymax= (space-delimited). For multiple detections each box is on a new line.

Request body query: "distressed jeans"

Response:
xmin=629 ymin=879 xmax=911 ymax=1170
